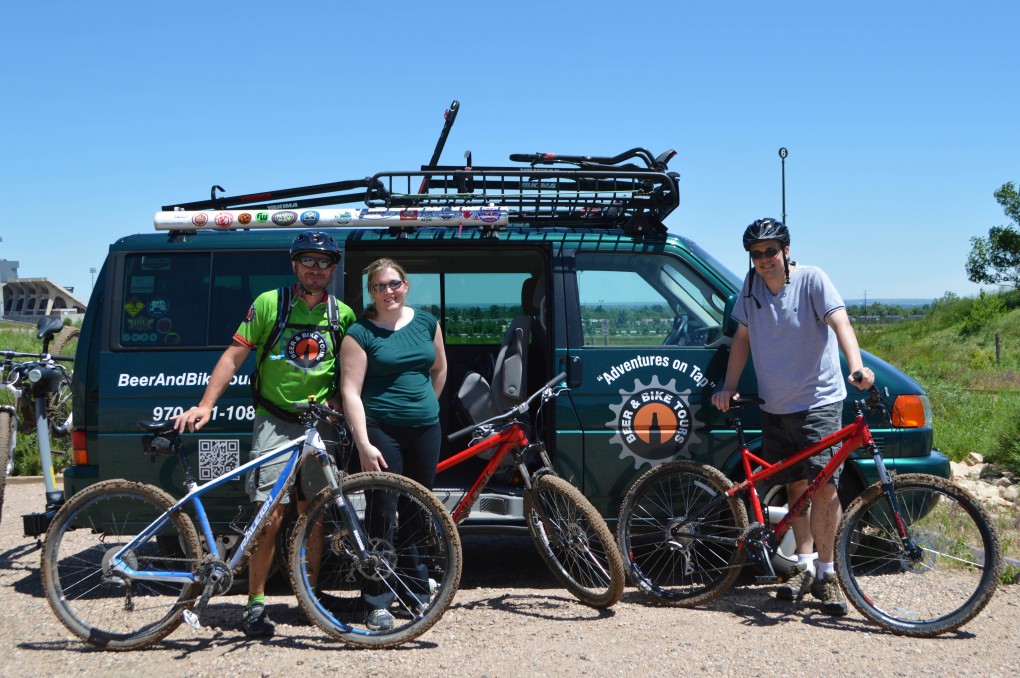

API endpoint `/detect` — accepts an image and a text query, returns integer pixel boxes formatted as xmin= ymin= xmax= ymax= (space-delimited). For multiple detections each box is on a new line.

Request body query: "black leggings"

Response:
xmin=362 ymin=421 xmax=441 ymax=612
xmin=364 ymin=421 xmax=441 ymax=489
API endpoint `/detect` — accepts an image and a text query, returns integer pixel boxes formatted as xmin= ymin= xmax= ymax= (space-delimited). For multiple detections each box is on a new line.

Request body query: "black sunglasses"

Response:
xmin=296 ymin=256 xmax=334 ymax=270
xmin=370 ymin=280 xmax=406 ymax=293
xmin=749 ymin=247 xmax=781 ymax=261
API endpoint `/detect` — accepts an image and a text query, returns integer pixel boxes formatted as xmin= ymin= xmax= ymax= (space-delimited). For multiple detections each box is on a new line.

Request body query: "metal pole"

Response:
xmin=778 ymin=147 xmax=788 ymax=224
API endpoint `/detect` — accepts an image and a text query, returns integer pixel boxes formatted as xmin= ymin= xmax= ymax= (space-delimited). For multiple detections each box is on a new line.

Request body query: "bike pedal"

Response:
xmin=182 ymin=609 xmax=202 ymax=630
xmin=754 ymin=576 xmax=778 ymax=585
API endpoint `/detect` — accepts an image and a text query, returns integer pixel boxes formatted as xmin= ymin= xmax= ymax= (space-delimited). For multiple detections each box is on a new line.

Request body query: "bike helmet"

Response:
xmin=742 ymin=218 xmax=790 ymax=251
xmin=290 ymin=230 xmax=340 ymax=264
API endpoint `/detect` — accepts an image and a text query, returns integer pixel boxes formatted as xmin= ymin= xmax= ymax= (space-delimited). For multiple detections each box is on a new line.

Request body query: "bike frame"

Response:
xmin=712 ymin=402 xmax=913 ymax=558
xmin=108 ymin=426 xmax=369 ymax=585
xmin=436 ymin=423 xmax=532 ymax=524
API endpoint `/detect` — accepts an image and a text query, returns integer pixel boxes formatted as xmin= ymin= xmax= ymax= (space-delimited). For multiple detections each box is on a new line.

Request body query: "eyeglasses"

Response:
xmin=749 ymin=247 xmax=781 ymax=261
xmin=370 ymin=280 xmax=406 ymax=293
xmin=296 ymin=256 xmax=334 ymax=270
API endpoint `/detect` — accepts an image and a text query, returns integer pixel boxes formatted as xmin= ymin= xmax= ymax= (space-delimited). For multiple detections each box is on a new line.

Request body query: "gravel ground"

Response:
xmin=2 ymin=479 xmax=1019 ymax=677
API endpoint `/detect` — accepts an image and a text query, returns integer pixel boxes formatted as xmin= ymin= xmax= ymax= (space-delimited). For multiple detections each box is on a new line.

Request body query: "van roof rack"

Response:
xmin=159 ymin=102 xmax=678 ymax=237
xmin=158 ymin=163 xmax=678 ymax=238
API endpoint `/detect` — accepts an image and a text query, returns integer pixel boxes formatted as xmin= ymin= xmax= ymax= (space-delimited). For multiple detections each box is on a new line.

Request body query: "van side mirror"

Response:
xmin=722 ymin=293 xmax=738 ymax=337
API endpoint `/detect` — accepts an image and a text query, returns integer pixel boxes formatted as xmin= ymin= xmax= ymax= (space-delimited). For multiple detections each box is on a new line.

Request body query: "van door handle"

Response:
xmin=565 ymin=356 xmax=582 ymax=387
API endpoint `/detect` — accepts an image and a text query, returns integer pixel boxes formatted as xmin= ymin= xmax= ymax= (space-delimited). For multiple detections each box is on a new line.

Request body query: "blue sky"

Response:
xmin=2 ymin=1 xmax=1017 ymax=303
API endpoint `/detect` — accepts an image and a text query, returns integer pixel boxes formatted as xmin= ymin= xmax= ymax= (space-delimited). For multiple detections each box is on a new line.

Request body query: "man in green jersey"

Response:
xmin=174 ymin=230 xmax=355 ymax=638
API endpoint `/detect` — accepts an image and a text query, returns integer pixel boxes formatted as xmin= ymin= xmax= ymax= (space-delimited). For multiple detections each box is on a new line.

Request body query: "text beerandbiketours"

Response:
xmin=116 ymin=372 xmax=251 ymax=388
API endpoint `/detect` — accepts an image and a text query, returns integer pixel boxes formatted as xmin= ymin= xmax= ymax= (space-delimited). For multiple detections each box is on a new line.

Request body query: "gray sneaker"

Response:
xmin=776 ymin=563 xmax=814 ymax=602
xmin=241 ymin=602 xmax=275 ymax=638
xmin=811 ymin=571 xmax=849 ymax=616
xmin=365 ymin=608 xmax=395 ymax=631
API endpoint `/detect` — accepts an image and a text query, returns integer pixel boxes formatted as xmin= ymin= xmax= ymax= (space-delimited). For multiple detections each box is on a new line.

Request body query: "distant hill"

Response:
xmin=844 ymin=298 xmax=935 ymax=308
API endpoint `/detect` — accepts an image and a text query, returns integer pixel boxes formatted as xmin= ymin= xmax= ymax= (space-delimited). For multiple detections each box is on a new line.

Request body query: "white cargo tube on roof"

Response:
xmin=154 ymin=205 xmax=509 ymax=231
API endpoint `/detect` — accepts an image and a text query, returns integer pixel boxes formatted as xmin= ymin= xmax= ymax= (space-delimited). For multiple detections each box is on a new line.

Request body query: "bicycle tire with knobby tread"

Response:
xmin=617 ymin=460 xmax=749 ymax=607
xmin=523 ymin=473 xmax=625 ymax=608
xmin=41 ymin=479 xmax=203 ymax=650
xmin=0 ymin=411 xmax=11 ymax=524
xmin=836 ymin=473 xmax=1001 ymax=637
xmin=289 ymin=472 xmax=462 ymax=648
xmin=50 ymin=326 xmax=80 ymax=358
xmin=47 ymin=326 xmax=79 ymax=437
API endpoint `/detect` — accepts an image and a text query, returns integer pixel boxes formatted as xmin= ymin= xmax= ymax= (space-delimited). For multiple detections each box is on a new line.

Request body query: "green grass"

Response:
xmin=857 ymin=290 xmax=1020 ymax=474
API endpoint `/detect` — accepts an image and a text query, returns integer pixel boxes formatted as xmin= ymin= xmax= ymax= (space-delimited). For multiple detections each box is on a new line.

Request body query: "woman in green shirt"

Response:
xmin=340 ymin=257 xmax=447 ymax=631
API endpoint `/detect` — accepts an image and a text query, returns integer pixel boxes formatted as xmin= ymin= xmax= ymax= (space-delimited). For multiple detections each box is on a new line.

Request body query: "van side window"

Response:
xmin=442 ymin=272 xmax=530 ymax=345
xmin=118 ymin=252 xmax=292 ymax=349
xmin=576 ymin=253 xmax=725 ymax=347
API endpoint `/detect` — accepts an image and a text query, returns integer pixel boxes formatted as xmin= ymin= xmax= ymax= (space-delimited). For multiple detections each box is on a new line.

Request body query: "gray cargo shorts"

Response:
xmin=245 ymin=414 xmax=330 ymax=504
xmin=760 ymin=401 xmax=843 ymax=486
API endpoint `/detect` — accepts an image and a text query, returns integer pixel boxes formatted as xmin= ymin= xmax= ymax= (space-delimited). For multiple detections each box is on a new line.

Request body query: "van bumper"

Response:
xmin=850 ymin=449 xmax=951 ymax=486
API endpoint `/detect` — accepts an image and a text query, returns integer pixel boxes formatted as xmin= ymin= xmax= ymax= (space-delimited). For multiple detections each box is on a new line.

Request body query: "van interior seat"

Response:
xmin=456 ymin=275 xmax=543 ymax=425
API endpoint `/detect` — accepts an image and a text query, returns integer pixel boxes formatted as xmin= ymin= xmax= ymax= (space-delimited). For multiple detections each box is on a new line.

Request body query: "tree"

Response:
xmin=966 ymin=182 xmax=1020 ymax=287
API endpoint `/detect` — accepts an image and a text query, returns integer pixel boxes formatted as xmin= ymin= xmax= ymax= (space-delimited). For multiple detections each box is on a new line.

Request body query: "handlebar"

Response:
xmin=0 ymin=349 xmax=74 ymax=363
xmin=292 ymin=399 xmax=342 ymax=421
xmin=509 ymin=148 xmax=674 ymax=172
xmin=448 ymin=372 xmax=568 ymax=442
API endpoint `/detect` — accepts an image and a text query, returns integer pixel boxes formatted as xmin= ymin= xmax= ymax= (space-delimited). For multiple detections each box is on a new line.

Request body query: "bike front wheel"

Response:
xmin=289 ymin=471 xmax=462 ymax=648
xmin=523 ymin=473 xmax=625 ymax=608
xmin=617 ymin=461 xmax=749 ymax=607
xmin=41 ymin=480 xmax=203 ymax=650
xmin=836 ymin=473 xmax=1002 ymax=637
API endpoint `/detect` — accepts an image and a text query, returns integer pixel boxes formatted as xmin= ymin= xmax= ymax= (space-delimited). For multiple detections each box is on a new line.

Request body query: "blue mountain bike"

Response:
xmin=40 ymin=401 xmax=462 ymax=649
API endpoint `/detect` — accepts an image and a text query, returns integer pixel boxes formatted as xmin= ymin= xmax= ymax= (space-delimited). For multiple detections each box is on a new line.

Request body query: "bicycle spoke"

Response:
xmin=619 ymin=462 xmax=747 ymax=606
xmin=837 ymin=475 xmax=1001 ymax=636
xmin=524 ymin=475 xmax=624 ymax=608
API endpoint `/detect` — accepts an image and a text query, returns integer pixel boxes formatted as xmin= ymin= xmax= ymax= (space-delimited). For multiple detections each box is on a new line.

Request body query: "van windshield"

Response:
xmin=681 ymin=236 xmax=742 ymax=291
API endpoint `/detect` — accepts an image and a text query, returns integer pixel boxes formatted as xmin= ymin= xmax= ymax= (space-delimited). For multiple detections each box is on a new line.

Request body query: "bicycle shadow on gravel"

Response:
xmin=456 ymin=591 xmax=615 ymax=623
xmin=707 ymin=583 xmax=977 ymax=639
xmin=18 ymin=599 xmax=442 ymax=656
xmin=1 ymin=541 xmax=46 ymax=598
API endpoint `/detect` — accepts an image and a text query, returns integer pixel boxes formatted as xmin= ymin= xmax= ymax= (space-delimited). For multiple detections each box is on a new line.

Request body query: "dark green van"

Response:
xmin=64 ymin=153 xmax=948 ymax=568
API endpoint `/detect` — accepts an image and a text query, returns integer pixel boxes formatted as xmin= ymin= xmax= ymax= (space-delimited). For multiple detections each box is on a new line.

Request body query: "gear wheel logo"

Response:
xmin=286 ymin=330 xmax=328 ymax=369
xmin=607 ymin=375 xmax=702 ymax=469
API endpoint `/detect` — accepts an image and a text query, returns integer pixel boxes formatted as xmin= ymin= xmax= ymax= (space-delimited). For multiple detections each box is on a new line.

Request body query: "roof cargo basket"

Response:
xmin=159 ymin=102 xmax=679 ymax=237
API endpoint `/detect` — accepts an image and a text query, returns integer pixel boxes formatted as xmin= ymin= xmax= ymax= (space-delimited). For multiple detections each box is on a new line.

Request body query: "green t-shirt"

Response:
xmin=346 ymin=309 xmax=439 ymax=427
xmin=235 ymin=286 xmax=356 ymax=415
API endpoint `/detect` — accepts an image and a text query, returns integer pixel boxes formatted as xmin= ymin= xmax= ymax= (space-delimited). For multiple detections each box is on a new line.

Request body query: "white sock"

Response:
xmin=815 ymin=561 xmax=834 ymax=579
xmin=797 ymin=553 xmax=817 ymax=574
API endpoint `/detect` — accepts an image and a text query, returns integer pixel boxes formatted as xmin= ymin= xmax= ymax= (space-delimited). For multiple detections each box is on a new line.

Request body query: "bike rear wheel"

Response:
xmin=617 ymin=461 xmax=748 ymax=607
xmin=836 ymin=473 xmax=1001 ymax=637
xmin=289 ymin=472 xmax=462 ymax=648
xmin=41 ymin=480 xmax=203 ymax=650
xmin=0 ymin=410 xmax=12 ymax=523
xmin=523 ymin=473 xmax=625 ymax=608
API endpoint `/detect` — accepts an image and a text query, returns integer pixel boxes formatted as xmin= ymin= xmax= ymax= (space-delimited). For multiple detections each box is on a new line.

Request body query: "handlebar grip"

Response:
xmin=509 ymin=152 xmax=555 ymax=163
xmin=448 ymin=423 xmax=478 ymax=442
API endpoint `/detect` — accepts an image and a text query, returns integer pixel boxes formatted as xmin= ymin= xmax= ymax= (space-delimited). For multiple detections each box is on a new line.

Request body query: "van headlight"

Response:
xmin=891 ymin=394 xmax=932 ymax=428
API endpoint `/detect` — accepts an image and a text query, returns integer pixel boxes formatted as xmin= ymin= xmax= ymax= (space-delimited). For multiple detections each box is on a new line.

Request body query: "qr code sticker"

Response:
xmin=198 ymin=439 xmax=241 ymax=481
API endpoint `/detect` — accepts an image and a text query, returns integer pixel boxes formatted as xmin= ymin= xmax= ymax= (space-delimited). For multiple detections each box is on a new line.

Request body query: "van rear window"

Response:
xmin=118 ymin=252 xmax=293 ymax=349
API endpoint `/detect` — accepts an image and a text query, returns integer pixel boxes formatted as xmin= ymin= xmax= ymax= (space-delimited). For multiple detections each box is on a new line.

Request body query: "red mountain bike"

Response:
xmin=617 ymin=381 xmax=1001 ymax=637
xmin=440 ymin=373 xmax=625 ymax=608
